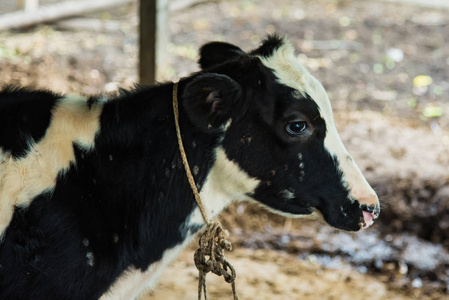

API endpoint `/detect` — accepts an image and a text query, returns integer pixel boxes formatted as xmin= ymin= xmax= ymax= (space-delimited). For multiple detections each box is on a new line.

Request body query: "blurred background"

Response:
xmin=0 ymin=0 xmax=448 ymax=299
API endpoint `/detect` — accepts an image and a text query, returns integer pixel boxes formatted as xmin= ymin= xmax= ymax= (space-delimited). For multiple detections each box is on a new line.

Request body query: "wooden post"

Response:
xmin=139 ymin=0 xmax=156 ymax=85
xmin=139 ymin=0 xmax=168 ymax=85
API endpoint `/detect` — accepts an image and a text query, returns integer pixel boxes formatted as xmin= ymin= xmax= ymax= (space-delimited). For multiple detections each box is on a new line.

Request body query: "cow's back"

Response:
xmin=0 ymin=87 xmax=59 ymax=158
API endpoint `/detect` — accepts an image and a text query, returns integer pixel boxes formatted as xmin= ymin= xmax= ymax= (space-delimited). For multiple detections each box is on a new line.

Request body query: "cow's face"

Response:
xmin=182 ymin=36 xmax=379 ymax=231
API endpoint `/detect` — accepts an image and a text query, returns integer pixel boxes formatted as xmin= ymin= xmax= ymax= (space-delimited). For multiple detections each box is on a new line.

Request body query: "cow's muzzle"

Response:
xmin=360 ymin=204 xmax=380 ymax=229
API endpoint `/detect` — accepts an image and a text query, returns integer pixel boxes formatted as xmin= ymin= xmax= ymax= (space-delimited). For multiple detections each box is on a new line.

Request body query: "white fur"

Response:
xmin=100 ymin=242 xmax=190 ymax=300
xmin=0 ymin=96 xmax=102 ymax=235
xmin=190 ymin=146 xmax=260 ymax=225
xmin=258 ymin=40 xmax=379 ymax=208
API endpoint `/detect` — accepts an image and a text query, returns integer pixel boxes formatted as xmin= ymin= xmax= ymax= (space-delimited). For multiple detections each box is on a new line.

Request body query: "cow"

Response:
xmin=0 ymin=35 xmax=379 ymax=299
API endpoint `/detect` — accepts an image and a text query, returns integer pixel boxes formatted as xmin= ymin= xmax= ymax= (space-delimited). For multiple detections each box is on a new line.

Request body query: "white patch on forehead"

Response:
xmin=258 ymin=39 xmax=338 ymax=163
xmin=258 ymin=39 xmax=334 ymax=122
xmin=258 ymin=39 xmax=379 ymax=209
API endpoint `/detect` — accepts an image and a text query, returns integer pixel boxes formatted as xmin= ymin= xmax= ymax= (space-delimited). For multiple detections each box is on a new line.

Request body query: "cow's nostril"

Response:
xmin=361 ymin=204 xmax=373 ymax=213
xmin=361 ymin=204 xmax=380 ymax=218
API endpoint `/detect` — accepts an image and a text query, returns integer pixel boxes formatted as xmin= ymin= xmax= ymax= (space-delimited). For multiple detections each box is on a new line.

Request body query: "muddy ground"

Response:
xmin=0 ymin=0 xmax=449 ymax=299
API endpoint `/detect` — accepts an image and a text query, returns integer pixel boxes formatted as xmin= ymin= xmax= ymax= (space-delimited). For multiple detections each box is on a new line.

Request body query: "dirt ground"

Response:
xmin=1 ymin=0 xmax=449 ymax=299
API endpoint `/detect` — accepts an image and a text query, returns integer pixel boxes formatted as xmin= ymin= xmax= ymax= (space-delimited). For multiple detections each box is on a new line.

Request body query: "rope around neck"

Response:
xmin=172 ymin=82 xmax=210 ymax=224
xmin=172 ymin=82 xmax=238 ymax=300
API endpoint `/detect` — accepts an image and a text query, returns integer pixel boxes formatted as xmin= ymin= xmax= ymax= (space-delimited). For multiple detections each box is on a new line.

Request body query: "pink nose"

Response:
xmin=360 ymin=204 xmax=380 ymax=229
xmin=362 ymin=211 xmax=376 ymax=228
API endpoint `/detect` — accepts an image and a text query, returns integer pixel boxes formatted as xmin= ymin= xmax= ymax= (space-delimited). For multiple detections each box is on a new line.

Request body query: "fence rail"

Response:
xmin=0 ymin=0 xmax=135 ymax=31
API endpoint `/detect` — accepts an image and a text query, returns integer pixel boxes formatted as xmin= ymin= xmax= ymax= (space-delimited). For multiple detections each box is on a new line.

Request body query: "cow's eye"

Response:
xmin=286 ymin=121 xmax=308 ymax=135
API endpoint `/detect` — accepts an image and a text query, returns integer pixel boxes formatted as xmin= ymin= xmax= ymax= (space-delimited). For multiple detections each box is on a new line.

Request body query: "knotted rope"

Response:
xmin=172 ymin=82 xmax=238 ymax=300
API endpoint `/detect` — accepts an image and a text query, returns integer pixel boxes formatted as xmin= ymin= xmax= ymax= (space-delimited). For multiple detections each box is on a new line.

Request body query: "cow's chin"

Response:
xmin=278 ymin=200 xmax=366 ymax=232
xmin=277 ymin=207 xmax=363 ymax=232
xmin=253 ymin=199 xmax=366 ymax=231
xmin=252 ymin=200 xmax=318 ymax=220
xmin=318 ymin=209 xmax=365 ymax=232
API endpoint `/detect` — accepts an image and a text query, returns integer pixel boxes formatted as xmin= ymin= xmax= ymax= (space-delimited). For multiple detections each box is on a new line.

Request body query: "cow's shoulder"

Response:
xmin=0 ymin=87 xmax=60 ymax=158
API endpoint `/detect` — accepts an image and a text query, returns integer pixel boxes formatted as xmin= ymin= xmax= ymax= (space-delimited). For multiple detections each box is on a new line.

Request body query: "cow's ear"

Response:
xmin=182 ymin=73 xmax=242 ymax=130
xmin=199 ymin=42 xmax=245 ymax=69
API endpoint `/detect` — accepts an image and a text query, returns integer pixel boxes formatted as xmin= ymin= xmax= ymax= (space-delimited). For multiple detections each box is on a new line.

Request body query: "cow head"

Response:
xmin=182 ymin=35 xmax=379 ymax=231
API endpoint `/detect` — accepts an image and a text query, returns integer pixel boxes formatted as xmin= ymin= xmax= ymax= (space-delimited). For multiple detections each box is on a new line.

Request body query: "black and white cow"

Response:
xmin=0 ymin=36 xmax=379 ymax=299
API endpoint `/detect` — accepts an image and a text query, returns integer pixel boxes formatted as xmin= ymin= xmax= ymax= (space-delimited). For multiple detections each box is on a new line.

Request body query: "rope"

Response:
xmin=172 ymin=82 xmax=238 ymax=300
xmin=194 ymin=222 xmax=237 ymax=300
xmin=172 ymin=82 xmax=210 ymax=224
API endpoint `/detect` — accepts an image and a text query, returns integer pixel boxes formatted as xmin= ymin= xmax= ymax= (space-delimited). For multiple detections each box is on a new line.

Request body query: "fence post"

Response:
xmin=139 ymin=0 xmax=168 ymax=85
xmin=15 ymin=0 xmax=39 ymax=11
xmin=25 ymin=0 xmax=39 ymax=11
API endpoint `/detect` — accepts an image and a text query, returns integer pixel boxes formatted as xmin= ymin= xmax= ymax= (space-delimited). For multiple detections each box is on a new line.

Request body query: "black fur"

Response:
xmin=0 ymin=87 xmax=59 ymax=158
xmin=249 ymin=34 xmax=285 ymax=57
xmin=0 ymin=35 xmax=366 ymax=299
xmin=198 ymin=41 xmax=245 ymax=69
xmin=183 ymin=73 xmax=242 ymax=129
xmin=0 ymin=81 xmax=226 ymax=299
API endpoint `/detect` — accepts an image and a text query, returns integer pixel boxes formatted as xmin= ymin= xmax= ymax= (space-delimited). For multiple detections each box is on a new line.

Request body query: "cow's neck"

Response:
xmin=100 ymin=85 xmax=260 ymax=299
xmin=99 ymin=83 xmax=257 ymax=246
xmin=101 ymin=144 xmax=261 ymax=299
xmin=98 ymin=81 xmax=262 ymax=239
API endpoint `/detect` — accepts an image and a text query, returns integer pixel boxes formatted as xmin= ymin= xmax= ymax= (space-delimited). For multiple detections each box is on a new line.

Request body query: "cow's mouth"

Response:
xmin=309 ymin=197 xmax=381 ymax=231
xmin=360 ymin=204 xmax=380 ymax=229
